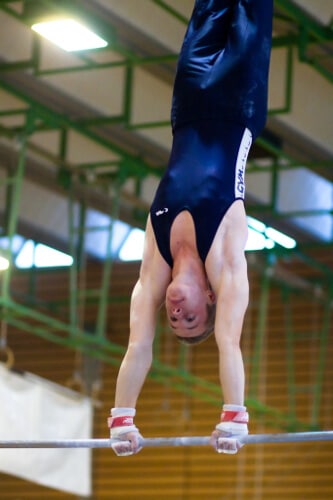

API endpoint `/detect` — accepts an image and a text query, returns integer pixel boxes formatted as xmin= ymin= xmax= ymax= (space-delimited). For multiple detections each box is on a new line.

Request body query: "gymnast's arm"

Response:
xmin=206 ymin=202 xmax=249 ymax=453
xmin=210 ymin=249 xmax=249 ymax=405
xmin=109 ymin=216 xmax=171 ymax=455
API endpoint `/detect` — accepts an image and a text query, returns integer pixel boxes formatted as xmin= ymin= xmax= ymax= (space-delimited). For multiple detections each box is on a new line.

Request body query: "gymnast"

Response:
xmin=108 ymin=0 xmax=273 ymax=455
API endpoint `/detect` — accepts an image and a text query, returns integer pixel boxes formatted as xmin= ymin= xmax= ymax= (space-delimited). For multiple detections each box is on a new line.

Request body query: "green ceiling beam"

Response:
xmin=0 ymin=78 xmax=158 ymax=180
xmin=275 ymin=0 xmax=333 ymax=42
xmin=151 ymin=0 xmax=188 ymax=25
xmin=275 ymin=0 xmax=333 ymax=83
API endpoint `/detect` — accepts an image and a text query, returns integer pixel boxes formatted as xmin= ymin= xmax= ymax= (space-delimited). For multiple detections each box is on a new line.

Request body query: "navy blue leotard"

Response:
xmin=150 ymin=0 xmax=273 ymax=267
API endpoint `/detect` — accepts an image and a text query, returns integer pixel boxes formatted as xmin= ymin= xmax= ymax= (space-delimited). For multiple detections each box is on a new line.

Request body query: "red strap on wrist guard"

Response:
xmin=107 ymin=416 xmax=134 ymax=429
xmin=220 ymin=410 xmax=249 ymax=424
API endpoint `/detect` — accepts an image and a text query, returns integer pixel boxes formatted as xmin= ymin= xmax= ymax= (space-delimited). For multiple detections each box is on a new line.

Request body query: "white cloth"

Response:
xmin=0 ymin=364 xmax=93 ymax=496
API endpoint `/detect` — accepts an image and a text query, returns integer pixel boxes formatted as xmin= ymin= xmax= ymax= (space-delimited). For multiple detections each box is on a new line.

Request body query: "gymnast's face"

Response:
xmin=165 ymin=281 xmax=211 ymax=338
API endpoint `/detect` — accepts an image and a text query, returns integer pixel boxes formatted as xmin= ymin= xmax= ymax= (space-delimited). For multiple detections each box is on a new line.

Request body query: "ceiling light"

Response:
xmin=0 ymin=256 xmax=9 ymax=271
xmin=31 ymin=18 xmax=108 ymax=52
xmin=119 ymin=229 xmax=145 ymax=261
xmin=265 ymin=227 xmax=296 ymax=249
xmin=246 ymin=216 xmax=297 ymax=251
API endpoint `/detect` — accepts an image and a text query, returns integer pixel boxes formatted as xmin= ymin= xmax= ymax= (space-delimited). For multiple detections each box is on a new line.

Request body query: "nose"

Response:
xmin=168 ymin=295 xmax=183 ymax=304
xmin=171 ymin=306 xmax=182 ymax=316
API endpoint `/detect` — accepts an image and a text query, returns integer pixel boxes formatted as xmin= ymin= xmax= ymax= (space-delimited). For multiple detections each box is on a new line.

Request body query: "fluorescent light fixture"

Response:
xmin=35 ymin=244 xmax=73 ymax=267
xmin=16 ymin=240 xmax=73 ymax=269
xmin=31 ymin=19 xmax=108 ymax=52
xmin=84 ymin=210 xmax=131 ymax=259
xmin=119 ymin=229 xmax=145 ymax=261
xmin=245 ymin=229 xmax=267 ymax=251
xmin=0 ymin=256 xmax=9 ymax=271
xmin=247 ymin=216 xmax=266 ymax=233
xmin=265 ymin=238 xmax=275 ymax=250
xmin=265 ymin=227 xmax=297 ymax=249
xmin=246 ymin=216 xmax=297 ymax=251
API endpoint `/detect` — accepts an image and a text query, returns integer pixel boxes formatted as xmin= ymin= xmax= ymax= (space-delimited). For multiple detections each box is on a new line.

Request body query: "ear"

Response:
xmin=206 ymin=289 xmax=216 ymax=304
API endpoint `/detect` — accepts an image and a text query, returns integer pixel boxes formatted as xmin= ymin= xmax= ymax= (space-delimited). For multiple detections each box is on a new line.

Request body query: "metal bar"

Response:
xmin=34 ymin=53 xmax=177 ymax=77
xmin=247 ymin=159 xmax=333 ymax=174
xmin=0 ymin=432 xmax=332 ymax=449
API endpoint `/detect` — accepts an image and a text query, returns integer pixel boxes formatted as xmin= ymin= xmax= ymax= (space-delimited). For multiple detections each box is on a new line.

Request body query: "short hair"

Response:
xmin=175 ymin=302 xmax=216 ymax=345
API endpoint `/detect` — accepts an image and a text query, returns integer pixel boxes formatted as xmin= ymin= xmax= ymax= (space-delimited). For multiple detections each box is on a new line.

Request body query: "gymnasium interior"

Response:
xmin=0 ymin=1 xmax=332 ymax=498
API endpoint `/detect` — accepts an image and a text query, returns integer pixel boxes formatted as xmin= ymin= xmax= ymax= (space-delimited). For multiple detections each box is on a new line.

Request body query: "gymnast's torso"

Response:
xmin=150 ymin=121 xmax=252 ymax=267
xmin=150 ymin=0 xmax=273 ymax=267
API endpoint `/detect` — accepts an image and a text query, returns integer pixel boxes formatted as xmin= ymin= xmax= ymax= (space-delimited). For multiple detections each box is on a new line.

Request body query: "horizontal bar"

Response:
xmin=0 ymin=432 xmax=332 ymax=449
xmin=243 ymin=431 xmax=333 ymax=444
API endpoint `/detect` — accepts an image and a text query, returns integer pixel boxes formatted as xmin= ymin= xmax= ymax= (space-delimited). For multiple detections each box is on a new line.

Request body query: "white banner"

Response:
xmin=0 ymin=364 xmax=93 ymax=496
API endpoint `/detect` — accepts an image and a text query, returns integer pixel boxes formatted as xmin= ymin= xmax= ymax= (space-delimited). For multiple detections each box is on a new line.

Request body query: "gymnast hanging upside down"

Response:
xmin=108 ymin=0 xmax=273 ymax=455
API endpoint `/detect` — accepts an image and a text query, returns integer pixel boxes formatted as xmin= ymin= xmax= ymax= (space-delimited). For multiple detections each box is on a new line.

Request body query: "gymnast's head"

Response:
xmin=165 ymin=280 xmax=216 ymax=345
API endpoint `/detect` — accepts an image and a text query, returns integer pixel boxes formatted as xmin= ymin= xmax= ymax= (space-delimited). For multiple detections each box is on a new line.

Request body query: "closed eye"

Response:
xmin=169 ymin=315 xmax=198 ymax=331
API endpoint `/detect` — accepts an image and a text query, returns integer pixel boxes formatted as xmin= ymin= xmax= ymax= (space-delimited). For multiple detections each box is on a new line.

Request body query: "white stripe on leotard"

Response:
xmin=234 ymin=127 xmax=252 ymax=199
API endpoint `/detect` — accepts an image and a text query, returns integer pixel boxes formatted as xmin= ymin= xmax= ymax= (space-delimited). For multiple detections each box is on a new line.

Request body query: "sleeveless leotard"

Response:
xmin=150 ymin=0 xmax=273 ymax=267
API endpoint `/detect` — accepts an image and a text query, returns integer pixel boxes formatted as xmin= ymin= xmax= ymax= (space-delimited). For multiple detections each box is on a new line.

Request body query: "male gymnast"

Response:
xmin=108 ymin=0 xmax=273 ymax=455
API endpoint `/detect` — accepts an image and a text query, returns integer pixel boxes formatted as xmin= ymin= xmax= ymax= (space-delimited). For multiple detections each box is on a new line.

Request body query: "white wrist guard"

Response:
xmin=108 ymin=407 xmax=139 ymax=438
xmin=216 ymin=405 xmax=249 ymax=436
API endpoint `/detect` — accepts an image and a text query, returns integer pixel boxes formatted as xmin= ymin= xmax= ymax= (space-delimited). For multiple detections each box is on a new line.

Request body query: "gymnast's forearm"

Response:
xmin=218 ymin=342 xmax=245 ymax=406
xmin=214 ymin=268 xmax=249 ymax=406
xmin=114 ymin=342 xmax=153 ymax=408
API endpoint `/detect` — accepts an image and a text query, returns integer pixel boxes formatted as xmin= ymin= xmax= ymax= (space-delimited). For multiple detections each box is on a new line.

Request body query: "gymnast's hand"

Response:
xmin=111 ymin=430 xmax=143 ymax=457
xmin=108 ymin=407 xmax=143 ymax=457
xmin=210 ymin=406 xmax=249 ymax=454
xmin=210 ymin=428 xmax=244 ymax=455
